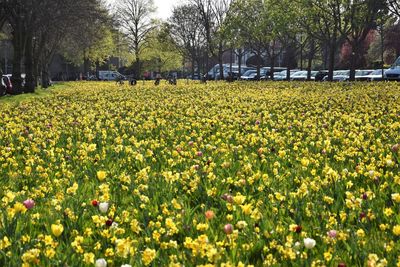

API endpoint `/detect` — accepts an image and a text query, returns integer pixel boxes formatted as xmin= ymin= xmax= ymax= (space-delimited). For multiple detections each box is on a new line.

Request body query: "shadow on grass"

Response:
xmin=0 ymin=83 xmax=70 ymax=106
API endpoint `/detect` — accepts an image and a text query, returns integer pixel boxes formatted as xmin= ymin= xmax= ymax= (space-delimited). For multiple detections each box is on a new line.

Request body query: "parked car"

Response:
xmin=242 ymin=68 xmax=270 ymax=81
xmin=385 ymin=56 xmax=400 ymax=81
xmin=98 ymin=71 xmax=126 ymax=81
xmin=322 ymin=70 xmax=350 ymax=82
xmin=291 ymin=70 xmax=318 ymax=81
xmin=262 ymin=68 xmax=287 ymax=80
xmin=368 ymin=69 xmax=388 ymax=81
xmin=355 ymin=69 xmax=386 ymax=81
xmin=87 ymin=75 xmax=99 ymax=81
xmin=2 ymin=75 xmax=13 ymax=94
xmin=354 ymin=70 xmax=374 ymax=80
xmin=273 ymin=70 xmax=300 ymax=81
xmin=187 ymin=74 xmax=201 ymax=80
xmin=240 ymin=69 xmax=257 ymax=80
xmin=314 ymin=70 xmax=329 ymax=81
xmin=1 ymin=75 xmax=7 ymax=96
xmin=208 ymin=64 xmax=233 ymax=80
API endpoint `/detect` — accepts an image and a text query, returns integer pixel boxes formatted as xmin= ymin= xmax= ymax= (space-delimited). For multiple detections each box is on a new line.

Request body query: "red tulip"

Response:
xmin=295 ymin=225 xmax=302 ymax=233
xmin=106 ymin=219 xmax=113 ymax=226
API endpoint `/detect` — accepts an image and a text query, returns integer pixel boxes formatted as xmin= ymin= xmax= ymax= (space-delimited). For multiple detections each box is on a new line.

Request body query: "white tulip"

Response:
xmin=121 ymin=265 xmax=132 ymax=267
xmin=99 ymin=202 xmax=109 ymax=213
xmin=303 ymin=238 xmax=316 ymax=249
xmin=95 ymin=258 xmax=107 ymax=267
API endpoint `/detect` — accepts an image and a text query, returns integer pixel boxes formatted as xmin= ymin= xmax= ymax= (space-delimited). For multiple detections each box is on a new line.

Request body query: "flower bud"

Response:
xmin=303 ymin=238 xmax=316 ymax=249
xmin=95 ymin=258 xmax=107 ymax=267
xmin=99 ymin=202 xmax=109 ymax=213
xmin=23 ymin=199 xmax=35 ymax=210
xmin=224 ymin=224 xmax=233 ymax=234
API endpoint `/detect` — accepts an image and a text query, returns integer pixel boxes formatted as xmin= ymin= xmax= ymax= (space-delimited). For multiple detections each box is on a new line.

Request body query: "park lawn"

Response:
xmin=0 ymin=81 xmax=400 ymax=266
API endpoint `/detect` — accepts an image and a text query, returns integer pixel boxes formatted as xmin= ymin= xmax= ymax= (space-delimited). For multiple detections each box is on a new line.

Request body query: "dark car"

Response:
xmin=1 ymin=76 xmax=6 ymax=96
xmin=314 ymin=70 xmax=328 ymax=81
xmin=1 ymin=75 xmax=13 ymax=95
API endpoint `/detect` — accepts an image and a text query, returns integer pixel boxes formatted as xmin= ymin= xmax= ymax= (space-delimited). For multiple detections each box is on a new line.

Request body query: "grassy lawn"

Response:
xmin=0 ymin=83 xmax=71 ymax=106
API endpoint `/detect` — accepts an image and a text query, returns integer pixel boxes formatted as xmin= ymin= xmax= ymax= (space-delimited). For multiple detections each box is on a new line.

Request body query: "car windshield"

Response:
xmin=334 ymin=70 xmax=350 ymax=76
xmin=370 ymin=69 xmax=385 ymax=75
xmin=274 ymin=71 xmax=285 ymax=77
xmin=355 ymin=70 xmax=373 ymax=76
xmin=393 ymin=56 xmax=400 ymax=66
xmin=292 ymin=71 xmax=307 ymax=76
xmin=242 ymin=70 xmax=256 ymax=76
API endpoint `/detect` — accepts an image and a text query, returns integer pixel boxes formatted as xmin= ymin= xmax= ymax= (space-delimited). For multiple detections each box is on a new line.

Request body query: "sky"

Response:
xmin=108 ymin=0 xmax=181 ymax=20
xmin=153 ymin=0 xmax=179 ymax=20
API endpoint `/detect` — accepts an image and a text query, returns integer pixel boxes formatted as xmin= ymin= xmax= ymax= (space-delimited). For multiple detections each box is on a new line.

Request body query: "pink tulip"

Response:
xmin=23 ymin=199 xmax=35 ymax=209
xmin=224 ymin=224 xmax=233 ymax=234
xmin=327 ymin=230 xmax=337 ymax=238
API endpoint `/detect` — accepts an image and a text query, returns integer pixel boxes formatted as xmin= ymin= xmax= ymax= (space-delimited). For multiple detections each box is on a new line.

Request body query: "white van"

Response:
xmin=98 ymin=71 xmax=126 ymax=81
xmin=385 ymin=56 xmax=400 ymax=81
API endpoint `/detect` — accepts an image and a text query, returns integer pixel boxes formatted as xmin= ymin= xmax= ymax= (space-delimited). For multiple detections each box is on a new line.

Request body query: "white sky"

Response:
xmin=153 ymin=0 xmax=179 ymax=20
xmin=107 ymin=0 xmax=182 ymax=20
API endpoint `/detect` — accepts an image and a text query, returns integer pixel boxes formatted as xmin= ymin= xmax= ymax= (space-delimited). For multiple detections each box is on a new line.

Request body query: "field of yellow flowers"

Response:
xmin=0 ymin=81 xmax=400 ymax=267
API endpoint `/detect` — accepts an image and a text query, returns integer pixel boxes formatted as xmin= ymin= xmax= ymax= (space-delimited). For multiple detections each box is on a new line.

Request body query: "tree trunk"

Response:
xmin=196 ymin=59 xmax=201 ymax=78
xmin=83 ymin=56 xmax=90 ymax=78
xmin=238 ymin=48 xmax=242 ymax=80
xmin=11 ymin=24 xmax=23 ymax=94
xmin=218 ymin=57 xmax=224 ymax=80
xmin=204 ymin=50 xmax=208 ymax=78
xmin=40 ymin=49 xmax=55 ymax=88
xmin=270 ymin=44 xmax=275 ymax=80
xmin=256 ymin=51 xmax=261 ymax=79
xmin=191 ymin=56 xmax=195 ymax=77
xmin=41 ymin=62 xmax=50 ymax=88
xmin=24 ymin=32 xmax=35 ymax=93
xmin=270 ymin=56 xmax=275 ymax=80
xmin=349 ymin=43 xmax=357 ymax=81
xmin=327 ymin=39 xmax=336 ymax=81
xmin=135 ymin=51 xmax=141 ymax=79
xmin=218 ymin=42 xmax=224 ymax=80
xmin=307 ymin=39 xmax=315 ymax=81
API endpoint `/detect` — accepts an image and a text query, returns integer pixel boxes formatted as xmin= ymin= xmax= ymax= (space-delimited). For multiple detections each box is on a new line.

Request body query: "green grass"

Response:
xmin=0 ymin=83 xmax=70 ymax=106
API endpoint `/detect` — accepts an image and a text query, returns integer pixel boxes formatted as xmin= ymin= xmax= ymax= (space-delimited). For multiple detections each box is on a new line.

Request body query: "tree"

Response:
xmin=222 ymin=1 xmax=249 ymax=79
xmin=35 ymin=0 xmax=112 ymax=87
xmin=262 ymin=0 xmax=297 ymax=79
xmin=387 ymin=0 xmax=400 ymax=18
xmin=1 ymin=0 xmax=112 ymax=92
xmin=115 ymin=0 xmax=156 ymax=78
xmin=384 ymin=20 xmax=400 ymax=58
xmin=141 ymin=24 xmax=183 ymax=73
xmin=340 ymin=30 xmax=376 ymax=68
xmin=298 ymin=0 xmax=343 ymax=81
xmin=169 ymin=4 xmax=206 ymax=77
xmin=61 ymin=25 xmax=115 ymax=76
xmin=189 ymin=0 xmax=232 ymax=80
xmin=338 ymin=0 xmax=386 ymax=80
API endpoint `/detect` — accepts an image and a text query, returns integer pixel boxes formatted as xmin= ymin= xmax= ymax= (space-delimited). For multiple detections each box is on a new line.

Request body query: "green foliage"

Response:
xmin=61 ymin=26 xmax=116 ymax=68
xmin=224 ymin=0 xmax=297 ymax=54
xmin=141 ymin=25 xmax=183 ymax=72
